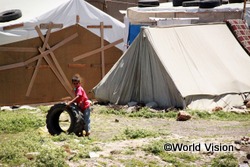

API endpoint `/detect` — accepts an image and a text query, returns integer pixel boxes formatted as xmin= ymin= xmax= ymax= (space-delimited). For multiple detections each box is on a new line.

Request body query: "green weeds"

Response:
xmin=98 ymin=106 xmax=250 ymax=121
xmin=0 ymin=110 xmax=45 ymax=134
xmin=113 ymin=128 xmax=158 ymax=140
xmin=211 ymin=153 xmax=238 ymax=167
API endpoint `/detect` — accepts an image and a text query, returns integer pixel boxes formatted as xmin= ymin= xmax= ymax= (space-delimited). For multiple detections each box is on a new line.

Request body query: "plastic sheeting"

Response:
xmin=127 ymin=2 xmax=247 ymax=24
xmin=93 ymin=24 xmax=250 ymax=110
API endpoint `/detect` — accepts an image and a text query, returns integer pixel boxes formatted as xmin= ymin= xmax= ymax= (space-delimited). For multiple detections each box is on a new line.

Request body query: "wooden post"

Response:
xmin=242 ymin=0 xmax=247 ymax=20
xmin=76 ymin=15 xmax=80 ymax=24
xmin=100 ymin=22 xmax=105 ymax=78
xmin=86 ymin=22 xmax=113 ymax=78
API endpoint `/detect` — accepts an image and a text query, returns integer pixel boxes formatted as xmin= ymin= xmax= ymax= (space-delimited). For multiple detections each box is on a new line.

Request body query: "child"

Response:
xmin=67 ymin=74 xmax=91 ymax=136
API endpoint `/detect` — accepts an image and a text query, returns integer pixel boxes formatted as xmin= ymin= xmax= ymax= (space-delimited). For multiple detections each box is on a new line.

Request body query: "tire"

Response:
xmin=46 ymin=103 xmax=85 ymax=136
xmin=173 ymin=0 xmax=184 ymax=6
xmin=138 ymin=0 xmax=160 ymax=7
xmin=199 ymin=0 xmax=221 ymax=8
xmin=182 ymin=0 xmax=201 ymax=7
xmin=0 ymin=9 xmax=22 ymax=22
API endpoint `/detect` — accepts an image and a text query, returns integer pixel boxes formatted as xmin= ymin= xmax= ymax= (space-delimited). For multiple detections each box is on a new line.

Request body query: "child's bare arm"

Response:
xmin=67 ymin=95 xmax=80 ymax=105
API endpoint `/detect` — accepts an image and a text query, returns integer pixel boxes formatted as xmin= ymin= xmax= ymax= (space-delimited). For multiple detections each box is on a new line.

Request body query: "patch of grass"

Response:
xmin=37 ymin=105 xmax=51 ymax=114
xmin=35 ymin=147 xmax=67 ymax=167
xmin=143 ymin=140 xmax=165 ymax=155
xmin=98 ymin=108 xmax=127 ymax=115
xmin=98 ymin=105 xmax=250 ymax=121
xmin=211 ymin=153 xmax=238 ymax=167
xmin=123 ymin=147 xmax=135 ymax=155
xmin=128 ymin=108 xmax=177 ymax=119
xmin=113 ymin=128 xmax=158 ymax=140
xmin=98 ymin=106 xmax=177 ymax=119
xmin=119 ymin=158 xmax=153 ymax=167
xmin=0 ymin=131 xmax=57 ymax=166
xmin=143 ymin=140 xmax=200 ymax=166
xmin=0 ymin=128 xmax=95 ymax=166
xmin=91 ymin=145 xmax=102 ymax=152
xmin=160 ymin=152 xmax=197 ymax=167
xmin=189 ymin=110 xmax=250 ymax=121
xmin=0 ymin=110 xmax=45 ymax=134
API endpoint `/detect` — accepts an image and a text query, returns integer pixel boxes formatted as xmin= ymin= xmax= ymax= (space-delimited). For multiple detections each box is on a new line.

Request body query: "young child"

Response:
xmin=67 ymin=74 xmax=91 ymax=136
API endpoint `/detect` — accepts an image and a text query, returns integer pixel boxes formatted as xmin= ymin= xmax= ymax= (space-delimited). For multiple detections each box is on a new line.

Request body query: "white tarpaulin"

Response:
xmin=93 ymin=23 xmax=250 ymax=110
xmin=0 ymin=0 xmax=125 ymax=50
xmin=127 ymin=2 xmax=250 ymax=25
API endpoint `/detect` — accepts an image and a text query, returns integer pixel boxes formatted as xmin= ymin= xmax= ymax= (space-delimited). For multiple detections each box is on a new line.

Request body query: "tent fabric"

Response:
xmin=0 ymin=0 xmax=125 ymax=50
xmin=93 ymin=24 xmax=250 ymax=110
xmin=226 ymin=19 xmax=250 ymax=55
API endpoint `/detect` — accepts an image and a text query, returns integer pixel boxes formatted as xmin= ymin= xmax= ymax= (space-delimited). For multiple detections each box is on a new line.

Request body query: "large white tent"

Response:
xmin=0 ymin=0 xmax=125 ymax=50
xmin=93 ymin=23 xmax=250 ymax=110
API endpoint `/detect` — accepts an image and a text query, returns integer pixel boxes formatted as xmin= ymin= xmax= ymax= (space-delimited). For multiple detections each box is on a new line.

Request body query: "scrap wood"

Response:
xmin=26 ymin=23 xmax=53 ymax=96
xmin=73 ymin=38 xmax=123 ymax=62
xmin=0 ymin=33 xmax=78 ymax=71
xmin=2 ymin=23 xmax=24 ymax=30
xmin=40 ymin=23 xmax=63 ymax=29
xmin=25 ymin=24 xmax=76 ymax=97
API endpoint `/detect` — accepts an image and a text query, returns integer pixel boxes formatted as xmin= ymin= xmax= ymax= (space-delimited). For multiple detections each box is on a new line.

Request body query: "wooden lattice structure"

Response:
xmin=0 ymin=18 xmax=123 ymax=106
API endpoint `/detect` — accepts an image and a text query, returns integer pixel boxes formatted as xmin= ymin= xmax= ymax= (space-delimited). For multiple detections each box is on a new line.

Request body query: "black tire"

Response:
xmin=173 ymin=0 xmax=184 ymax=6
xmin=138 ymin=0 xmax=160 ymax=7
xmin=0 ymin=9 xmax=22 ymax=22
xmin=46 ymin=103 xmax=85 ymax=136
xmin=199 ymin=0 xmax=221 ymax=8
xmin=182 ymin=0 xmax=201 ymax=7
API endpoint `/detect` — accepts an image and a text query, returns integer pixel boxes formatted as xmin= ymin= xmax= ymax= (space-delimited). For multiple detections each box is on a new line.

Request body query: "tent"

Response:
xmin=93 ymin=23 xmax=250 ymax=110
xmin=0 ymin=0 xmax=125 ymax=105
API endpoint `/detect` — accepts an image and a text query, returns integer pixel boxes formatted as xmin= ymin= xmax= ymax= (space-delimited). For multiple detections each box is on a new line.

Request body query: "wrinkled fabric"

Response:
xmin=93 ymin=24 xmax=250 ymax=110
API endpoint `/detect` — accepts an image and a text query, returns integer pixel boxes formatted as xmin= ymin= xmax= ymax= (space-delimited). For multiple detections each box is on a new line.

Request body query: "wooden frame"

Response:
xmin=74 ymin=22 xmax=123 ymax=78
xmin=0 ymin=22 xmax=77 ymax=97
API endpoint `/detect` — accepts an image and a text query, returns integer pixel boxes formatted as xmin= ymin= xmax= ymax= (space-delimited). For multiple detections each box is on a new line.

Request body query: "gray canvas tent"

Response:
xmin=93 ymin=23 xmax=250 ymax=110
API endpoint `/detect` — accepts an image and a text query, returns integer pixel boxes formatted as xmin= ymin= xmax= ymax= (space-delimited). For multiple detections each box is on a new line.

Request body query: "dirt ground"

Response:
xmin=65 ymin=107 xmax=250 ymax=167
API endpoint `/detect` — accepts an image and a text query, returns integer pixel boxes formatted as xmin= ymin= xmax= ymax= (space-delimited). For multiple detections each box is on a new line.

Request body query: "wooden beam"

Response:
xmin=0 ymin=47 xmax=37 ymax=52
xmin=87 ymin=25 xmax=112 ymax=29
xmin=42 ymin=23 xmax=53 ymax=52
xmin=26 ymin=25 xmax=54 ymax=97
xmin=68 ymin=64 xmax=87 ymax=68
xmin=40 ymin=23 xmax=63 ymax=29
xmin=42 ymin=49 xmax=74 ymax=97
xmin=26 ymin=23 xmax=53 ymax=96
xmin=73 ymin=38 xmax=123 ymax=62
xmin=3 ymin=23 xmax=24 ymax=30
xmin=242 ymin=0 xmax=247 ymax=20
xmin=26 ymin=58 xmax=42 ymax=96
xmin=0 ymin=32 xmax=78 ymax=72
xmin=35 ymin=25 xmax=74 ymax=97
xmin=0 ymin=62 xmax=25 ymax=71
xmin=25 ymin=33 xmax=78 ymax=65
xmin=100 ymin=22 xmax=105 ymax=78
xmin=76 ymin=15 xmax=80 ymax=24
